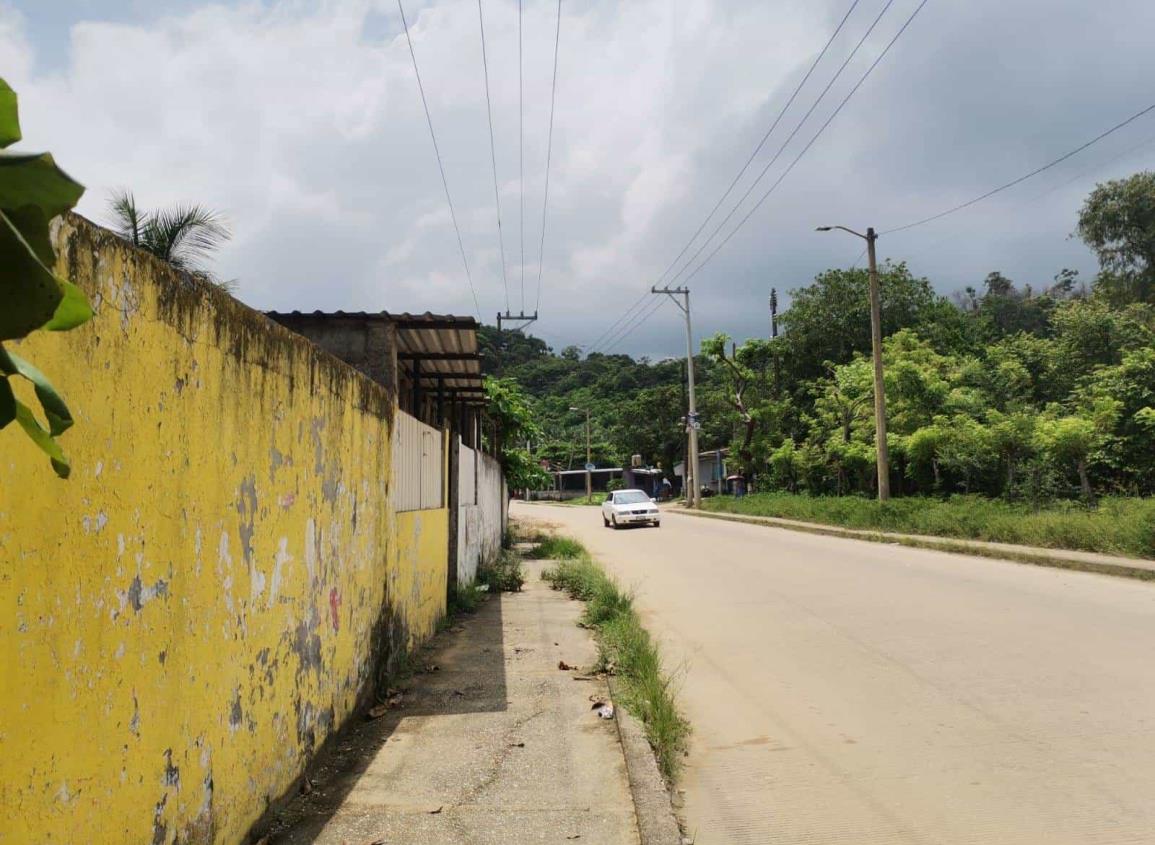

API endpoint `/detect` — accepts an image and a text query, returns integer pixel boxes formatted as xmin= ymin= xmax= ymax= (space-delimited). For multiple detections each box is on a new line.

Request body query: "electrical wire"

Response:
xmin=600 ymin=296 xmax=668 ymax=354
xmin=582 ymin=0 xmax=866 ymax=353
xmin=534 ymin=0 xmax=563 ymax=314
xmin=585 ymin=291 xmax=651 ymax=353
xmin=477 ymin=0 xmax=510 ymax=312
xmin=681 ymin=0 xmax=932 ymax=285
xmin=883 ymin=101 xmax=1155 ymax=235
xmin=667 ymin=0 xmax=900 ymax=288
xmin=648 ymin=0 xmax=865 ymax=291
xmin=1027 ymin=130 xmax=1155 ymax=202
xmin=397 ymin=0 xmax=482 ymax=319
xmin=519 ymin=0 xmax=525 ymax=311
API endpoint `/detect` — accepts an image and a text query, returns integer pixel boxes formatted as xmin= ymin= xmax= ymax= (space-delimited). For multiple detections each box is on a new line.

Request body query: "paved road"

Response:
xmin=513 ymin=502 xmax=1155 ymax=845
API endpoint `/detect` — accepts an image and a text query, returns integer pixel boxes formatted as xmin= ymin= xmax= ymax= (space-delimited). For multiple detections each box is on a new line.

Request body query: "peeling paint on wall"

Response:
xmin=0 ymin=217 xmax=449 ymax=845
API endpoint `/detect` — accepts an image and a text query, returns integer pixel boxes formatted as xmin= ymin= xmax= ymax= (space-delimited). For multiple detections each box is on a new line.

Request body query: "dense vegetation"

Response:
xmin=484 ymin=173 xmax=1155 ymax=505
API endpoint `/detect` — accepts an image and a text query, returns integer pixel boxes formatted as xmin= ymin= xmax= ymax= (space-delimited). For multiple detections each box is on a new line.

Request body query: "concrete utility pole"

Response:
xmin=652 ymin=286 xmax=701 ymax=509
xmin=769 ymin=287 xmax=779 ymax=339
xmin=495 ymin=310 xmax=538 ymax=376
xmin=569 ymin=406 xmax=592 ymax=501
xmin=816 ymin=225 xmax=891 ymax=500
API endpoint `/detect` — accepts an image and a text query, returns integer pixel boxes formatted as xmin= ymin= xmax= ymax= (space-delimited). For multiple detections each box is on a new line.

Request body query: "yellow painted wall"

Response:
xmin=0 ymin=217 xmax=447 ymax=844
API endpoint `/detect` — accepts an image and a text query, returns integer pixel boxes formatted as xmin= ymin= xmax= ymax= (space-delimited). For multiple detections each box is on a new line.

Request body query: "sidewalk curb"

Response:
xmin=672 ymin=508 xmax=1155 ymax=582
xmin=608 ymin=676 xmax=684 ymax=845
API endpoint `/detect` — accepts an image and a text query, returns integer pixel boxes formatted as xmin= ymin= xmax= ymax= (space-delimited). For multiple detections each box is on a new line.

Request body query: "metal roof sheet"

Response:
xmin=264 ymin=310 xmax=483 ymax=393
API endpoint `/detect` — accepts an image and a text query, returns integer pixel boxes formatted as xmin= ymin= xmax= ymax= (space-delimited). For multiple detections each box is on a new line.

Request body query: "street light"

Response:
xmin=816 ymin=225 xmax=891 ymax=501
xmin=569 ymin=406 xmax=592 ymax=502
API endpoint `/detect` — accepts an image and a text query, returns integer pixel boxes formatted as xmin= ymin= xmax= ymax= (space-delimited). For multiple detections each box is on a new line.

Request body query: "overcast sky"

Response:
xmin=5 ymin=0 xmax=1155 ymax=357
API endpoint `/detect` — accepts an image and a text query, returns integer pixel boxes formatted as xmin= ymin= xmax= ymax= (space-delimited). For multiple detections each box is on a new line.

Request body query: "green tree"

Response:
xmin=1077 ymin=171 xmax=1155 ymax=304
xmin=777 ymin=261 xmax=952 ymax=385
xmin=108 ymin=190 xmax=232 ymax=285
xmin=483 ymin=376 xmax=550 ymax=490
xmin=700 ymin=333 xmax=773 ymax=477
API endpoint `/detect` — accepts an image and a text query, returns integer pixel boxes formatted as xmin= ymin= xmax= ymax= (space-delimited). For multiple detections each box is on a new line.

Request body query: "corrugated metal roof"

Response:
xmin=264 ymin=310 xmax=483 ymax=393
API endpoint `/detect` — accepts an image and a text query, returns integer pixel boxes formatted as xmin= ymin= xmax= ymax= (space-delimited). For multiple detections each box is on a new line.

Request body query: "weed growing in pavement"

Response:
xmin=448 ymin=582 xmax=484 ymax=615
xmin=479 ymin=549 xmax=526 ymax=592
xmin=528 ymin=535 xmax=586 ymax=560
xmin=543 ymin=546 xmax=689 ymax=782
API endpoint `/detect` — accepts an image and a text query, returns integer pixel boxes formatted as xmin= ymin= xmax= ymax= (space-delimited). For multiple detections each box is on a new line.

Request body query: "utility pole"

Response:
xmin=769 ymin=287 xmax=782 ymax=399
xmin=569 ymin=406 xmax=592 ymax=502
xmin=495 ymin=310 xmax=538 ymax=376
xmin=816 ymin=225 xmax=890 ymax=500
xmin=652 ymin=286 xmax=700 ymax=509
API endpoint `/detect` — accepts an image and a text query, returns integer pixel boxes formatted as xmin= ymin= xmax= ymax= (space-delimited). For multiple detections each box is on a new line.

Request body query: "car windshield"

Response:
xmin=615 ymin=491 xmax=650 ymax=505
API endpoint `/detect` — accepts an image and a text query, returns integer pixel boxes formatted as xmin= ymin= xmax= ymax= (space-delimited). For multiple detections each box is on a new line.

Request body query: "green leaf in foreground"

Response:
xmin=0 ymin=347 xmax=74 ymax=435
xmin=13 ymin=399 xmax=70 ymax=478
xmin=42 ymin=278 xmax=93 ymax=331
xmin=0 ymin=208 xmax=63 ymax=340
xmin=0 ymin=378 xmax=15 ymax=428
xmin=0 ymin=78 xmax=19 ymax=148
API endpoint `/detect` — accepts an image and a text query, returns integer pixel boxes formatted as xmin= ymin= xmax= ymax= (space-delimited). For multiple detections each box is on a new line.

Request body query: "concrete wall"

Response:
xmin=0 ymin=216 xmax=445 ymax=844
xmin=456 ymin=440 xmax=506 ymax=585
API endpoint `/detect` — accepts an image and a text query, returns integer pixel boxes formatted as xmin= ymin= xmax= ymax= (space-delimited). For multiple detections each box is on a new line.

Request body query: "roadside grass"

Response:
xmin=529 ymin=535 xmax=586 ymax=560
xmin=544 ymin=494 xmax=608 ymax=507
xmin=701 ymin=493 xmax=1155 ymax=559
xmin=539 ymin=545 xmax=689 ymax=781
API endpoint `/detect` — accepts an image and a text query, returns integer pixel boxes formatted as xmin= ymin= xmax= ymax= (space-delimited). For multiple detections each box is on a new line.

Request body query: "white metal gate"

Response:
xmin=392 ymin=411 xmax=443 ymax=511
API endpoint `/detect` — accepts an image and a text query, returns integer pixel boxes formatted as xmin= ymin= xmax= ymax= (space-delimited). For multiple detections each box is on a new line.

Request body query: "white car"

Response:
xmin=602 ymin=489 xmax=661 ymax=529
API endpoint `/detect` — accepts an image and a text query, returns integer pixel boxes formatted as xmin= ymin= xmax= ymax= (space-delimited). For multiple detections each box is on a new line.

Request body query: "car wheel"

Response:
xmin=611 ymin=516 xmax=619 ymax=530
xmin=603 ymin=515 xmax=609 ymax=527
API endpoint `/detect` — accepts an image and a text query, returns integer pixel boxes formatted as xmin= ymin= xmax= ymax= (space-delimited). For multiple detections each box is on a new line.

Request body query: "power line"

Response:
xmin=600 ymin=296 xmax=668 ymax=354
xmin=681 ymin=0 xmax=932 ymax=285
xmin=649 ymin=0 xmax=864 ymax=291
xmin=477 ymin=0 xmax=510 ymax=312
xmin=884 ymin=101 xmax=1155 ymax=234
xmin=397 ymin=0 xmax=482 ymax=319
xmin=667 ymin=0 xmax=900 ymax=288
xmin=589 ymin=295 xmax=656 ymax=354
xmin=1027 ymin=130 xmax=1155 ymax=202
xmin=583 ymin=0 xmax=867 ymax=353
xmin=519 ymin=0 xmax=525 ymax=311
xmin=585 ymin=290 xmax=651 ymax=353
xmin=534 ymin=0 xmax=563 ymax=314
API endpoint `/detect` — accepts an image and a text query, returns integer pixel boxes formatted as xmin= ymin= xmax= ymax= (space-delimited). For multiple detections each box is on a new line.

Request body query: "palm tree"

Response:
xmin=108 ymin=190 xmax=234 ymax=288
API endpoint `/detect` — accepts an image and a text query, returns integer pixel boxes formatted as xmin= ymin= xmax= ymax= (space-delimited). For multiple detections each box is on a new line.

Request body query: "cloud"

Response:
xmin=4 ymin=0 xmax=1155 ymax=357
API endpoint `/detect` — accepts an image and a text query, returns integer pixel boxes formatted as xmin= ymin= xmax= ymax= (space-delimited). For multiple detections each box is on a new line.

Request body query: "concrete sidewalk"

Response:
xmin=673 ymin=506 xmax=1155 ymax=579
xmin=262 ymin=560 xmax=642 ymax=845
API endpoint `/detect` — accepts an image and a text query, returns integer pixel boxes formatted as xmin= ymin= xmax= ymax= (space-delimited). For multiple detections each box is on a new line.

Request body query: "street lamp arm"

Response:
xmin=816 ymin=224 xmax=868 ymax=240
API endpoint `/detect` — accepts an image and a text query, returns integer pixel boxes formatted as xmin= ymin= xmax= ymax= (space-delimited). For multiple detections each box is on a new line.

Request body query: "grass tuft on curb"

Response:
xmin=541 ymin=548 xmax=689 ymax=782
xmin=529 ymin=535 xmax=586 ymax=561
